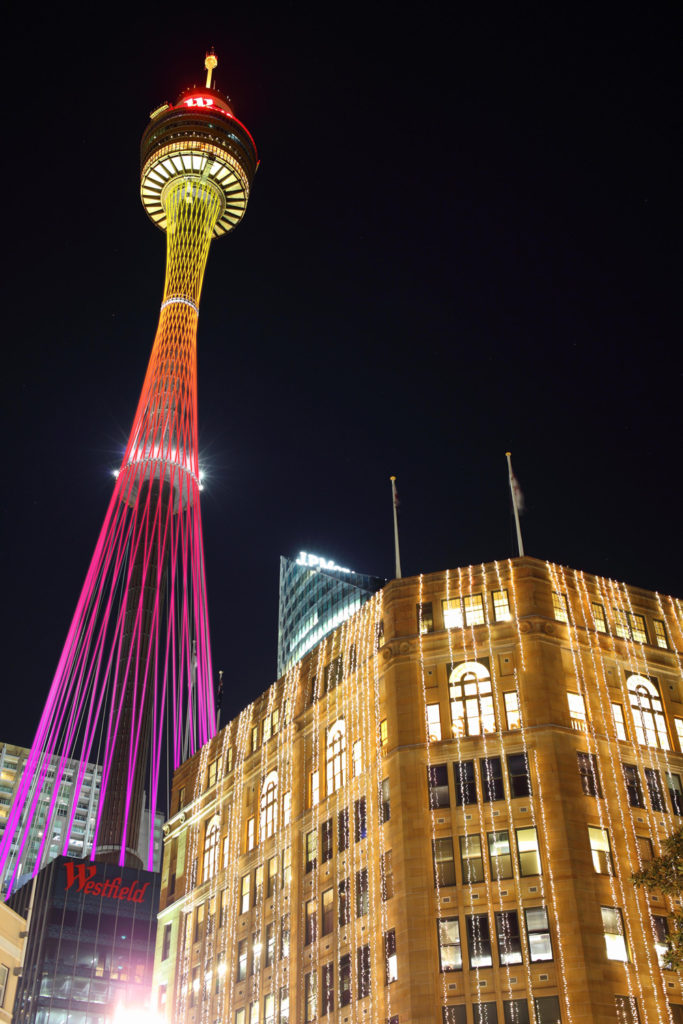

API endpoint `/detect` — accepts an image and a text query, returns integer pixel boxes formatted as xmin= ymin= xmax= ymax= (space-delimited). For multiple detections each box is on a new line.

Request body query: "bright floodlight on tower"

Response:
xmin=0 ymin=54 xmax=257 ymax=895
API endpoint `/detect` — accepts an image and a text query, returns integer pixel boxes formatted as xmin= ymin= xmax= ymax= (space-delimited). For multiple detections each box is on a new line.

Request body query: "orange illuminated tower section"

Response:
xmin=0 ymin=54 xmax=258 ymax=891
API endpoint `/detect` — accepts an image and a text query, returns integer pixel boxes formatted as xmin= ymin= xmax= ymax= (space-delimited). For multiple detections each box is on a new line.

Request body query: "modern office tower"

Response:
xmin=277 ymin=551 xmax=385 ymax=677
xmin=153 ymin=557 xmax=683 ymax=1024
xmin=0 ymin=53 xmax=257 ymax=895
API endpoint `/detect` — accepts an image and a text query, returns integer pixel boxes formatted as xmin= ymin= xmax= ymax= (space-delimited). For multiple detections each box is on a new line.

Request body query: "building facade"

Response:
xmin=277 ymin=551 xmax=385 ymax=677
xmin=0 ymin=902 xmax=25 ymax=1024
xmin=153 ymin=557 xmax=683 ymax=1024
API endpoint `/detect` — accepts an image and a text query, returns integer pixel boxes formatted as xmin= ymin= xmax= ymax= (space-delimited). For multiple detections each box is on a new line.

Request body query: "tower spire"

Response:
xmin=205 ymin=49 xmax=217 ymax=88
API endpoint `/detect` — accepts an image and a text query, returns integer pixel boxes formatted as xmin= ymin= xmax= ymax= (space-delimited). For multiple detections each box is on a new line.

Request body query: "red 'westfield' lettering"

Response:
xmin=64 ymin=862 xmax=97 ymax=891
xmin=64 ymin=863 xmax=151 ymax=902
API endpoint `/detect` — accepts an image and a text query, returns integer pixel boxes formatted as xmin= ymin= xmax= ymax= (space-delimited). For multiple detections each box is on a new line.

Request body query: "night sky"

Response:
xmin=2 ymin=8 xmax=680 ymax=743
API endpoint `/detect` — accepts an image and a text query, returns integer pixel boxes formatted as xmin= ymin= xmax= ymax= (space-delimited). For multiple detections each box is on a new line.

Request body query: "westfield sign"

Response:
xmin=64 ymin=862 xmax=151 ymax=903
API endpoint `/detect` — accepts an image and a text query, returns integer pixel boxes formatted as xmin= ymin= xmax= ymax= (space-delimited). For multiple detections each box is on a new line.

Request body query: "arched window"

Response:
xmin=326 ymin=720 xmax=347 ymax=795
xmin=628 ymin=675 xmax=670 ymax=750
xmin=203 ymin=817 xmax=220 ymax=880
xmin=449 ymin=661 xmax=495 ymax=737
xmin=260 ymin=771 xmax=278 ymax=839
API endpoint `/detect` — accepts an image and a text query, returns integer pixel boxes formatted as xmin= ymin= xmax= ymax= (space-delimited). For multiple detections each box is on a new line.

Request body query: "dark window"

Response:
xmin=321 ymin=962 xmax=334 ymax=1015
xmin=384 ymin=929 xmax=397 ymax=983
xmin=503 ymin=1001 xmax=530 ymax=1024
xmin=507 ymin=752 xmax=532 ymax=797
xmin=339 ymin=954 xmax=351 ymax=1007
xmin=380 ymin=778 xmax=391 ymax=823
xmin=645 ymin=767 xmax=668 ymax=813
xmin=338 ymin=808 xmax=349 ymax=852
xmin=381 ymin=850 xmax=394 ymax=901
xmin=322 ymin=818 xmax=333 ymax=862
xmin=433 ymin=837 xmax=457 ymax=886
xmin=305 ymin=898 xmax=317 ymax=945
xmin=669 ymin=1006 xmax=683 ymax=1024
xmin=339 ymin=879 xmax=350 ymax=926
xmin=453 ymin=760 xmax=477 ymax=805
xmin=466 ymin=914 xmax=493 ymax=967
xmin=161 ymin=923 xmax=171 ymax=960
xmin=495 ymin=910 xmax=522 ymax=965
xmin=623 ymin=763 xmax=644 ymax=807
xmin=443 ymin=1009 xmax=467 ymax=1024
xmin=357 ymin=944 xmax=371 ymax=999
xmin=577 ymin=751 xmax=602 ymax=797
xmin=428 ymin=765 xmax=450 ymax=808
xmin=354 ymin=797 xmax=367 ymax=841
xmin=474 ymin=1006 xmax=498 ymax=1024
xmin=535 ymin=996 xmax=562 ymax=1023
xmin=481 ymin=756 xmax=504 ymax=801
xmin=616 ymin=996 xmax=640 ymax=1023
xmin=667 ymin=773 xmax=683 ymax=815
xmin=237 ymin=939 xmax=248 ymax=981
xmin=356 ymin=867 xmax=369 ymax=917
xmin=419 ymin=602 xmax=434 ymax=633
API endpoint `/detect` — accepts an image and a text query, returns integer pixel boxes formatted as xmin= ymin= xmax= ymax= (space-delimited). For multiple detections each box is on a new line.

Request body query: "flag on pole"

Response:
xmin=390 ymin=475 xmax=402 ymax=579
xmin=505 ymin=452 xmax=525 ymax=557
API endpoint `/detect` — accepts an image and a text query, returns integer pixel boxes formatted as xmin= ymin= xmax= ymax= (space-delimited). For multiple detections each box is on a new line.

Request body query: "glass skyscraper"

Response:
xmin=277 ymin=552 xmax=385 ymax=676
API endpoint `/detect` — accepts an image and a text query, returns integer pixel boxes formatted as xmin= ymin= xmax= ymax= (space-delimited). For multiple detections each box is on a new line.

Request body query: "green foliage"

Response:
xmin=633 ymin=826 xmax=683 ymax=970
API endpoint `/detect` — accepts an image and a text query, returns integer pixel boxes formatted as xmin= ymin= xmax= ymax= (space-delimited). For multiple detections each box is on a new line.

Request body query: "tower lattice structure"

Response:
xmin=0 ymin=55 xmax=257 ymax=895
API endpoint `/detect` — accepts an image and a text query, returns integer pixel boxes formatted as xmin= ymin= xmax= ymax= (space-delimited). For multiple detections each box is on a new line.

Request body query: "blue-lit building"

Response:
xmin=277 ymin=551 xmax=385 ymax=676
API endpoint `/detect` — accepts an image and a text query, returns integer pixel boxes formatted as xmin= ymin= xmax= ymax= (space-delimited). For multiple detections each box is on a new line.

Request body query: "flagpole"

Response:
xmin=505 ymin=452 xmax=525 ymax=557
xmin=390 ymin=476 xmax=402 ymax=579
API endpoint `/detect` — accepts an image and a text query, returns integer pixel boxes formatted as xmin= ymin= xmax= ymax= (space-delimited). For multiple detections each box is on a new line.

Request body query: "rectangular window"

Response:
xmin=474 ymin=1006 xmax=498 ymax=1024
xmin=517 ymin=827 xmax=541 ymax=876
xmin=453 ymin=760 xmax=477 ymax=805
xmin=194 ymin=901 xmax=205 ymax=941
xmin=236 ymin=1011 xmax=246 ymax=1024
xmin=263 ymin=714 xmax=272 ymax=743
xmin=381 ymin=849 xmax=394 ymax=901
xmin=443 ymin=598 xmax=464 ymax=629
xmin=492 ymin=589 xmax=512 ymax=622
xmin=249 ymin=1002 xmax=260 ymax=1024
xmin=322 ymin=888 xmax=334 ymax=936
xmin=463 ymin=594 xmax=485 ymax=625
xmin=207 ymin=758 xmax=218 ymax=789
xmin=338 ymin=808 xmax=349 ymax=852
xmin=321 ymin=962 xmax=334 ymax=1015
xmin=324 ymin=656 xmax=342 ymax=693
xmin=460 ymin=834 xmax=484 ymax=883
xmin=616 ymin=996 xmax=641 ymax=1024
xmin=237 ymin=939 xmax=248 ymax=981
xmin=354 ymin=796 xmax=367 ymax=841
xmin=577 ymin=752 xmax=602 ymax=797
xmin=428 ymin=764 xmax=450 ymax=808
xmin=481 ymin=756 xmax=504 ymax=801
xmin=653 ymin=620 xmax=669 ymax=650
xmin=552 ymin=592 xmax=569 ymax=623
xmin=667 ymin=773 xmax=683 ymax=815
xmin=380 ymin=718 xmax=388 ymax=748
xmin=357 ymin=944 xmax=370 ymax=999
xmin=504 ymin=691 xmax=521 ymax=730
xmin=339 ymin=953 xmax=351 ymax=1007
xmin=385 ymin=929 xmax=398 ymax=983
xmin=419 ymin=602 xmax=434 ymax=633
xmin=645 ymin=767 xmax=668 ymax=813
xmin=588 ymin=826 xmax=613 ymax=874
xmin=602 ymin=906 xmax=629 ymax=961
xmin=466 ymin=913 xmax=493 ymax=967
xmin=355 ymin=867 xmax=369 ymax=917
xmin=669 ymin=1007 xmax=683 ymax=1024
xmin=495 ymin=910 xmax=523 ymax=965
xmin=567 ymin=692 xmax=587 ymax=730
xmin=612 ymin=703 xmax=627 ymax=741
xmin=628 ymin=612 xmax=648 ymax=644
xmin=322 ymin=818 xmax=333 ymax=862
xmin=675 ymin=719 xmax=683 ymax=752
xmin=503 ymin=1002 xmax=530 ymax=1024
xmin=264 ymin=994 xmax=275 ymax=1024
xmin=280 ymin=987 xmax=290 ymax=1024
xmin=438 ymin=917 xmax=463 ymax=971
xmin=280 ymin=915 xmax=290 ymax=959
xmin=623 ymin=763 xmax=644 ymax=807
xmin=189 ymin=965 xmax=199 ymax=1007
xmin=161 ymin=923 xmax=171 ymax=961
xmin=443 ymin=1009 xmax=468 ymax=1024
xmin=380 ymin=778 xmax=391 ymax=823
xmin=240 ymin=873 xmax=251 ymax=914
xmin=305 ymin=829 xmax=318 ymax=873
xmin=433 ymin=837 xmax=457 ymax=887
xmin=535 ymin=997 xmax=562 ymax=1024
xmin=267 ymin=855 xmax=278 ymax=898
xmin=254 ymin=865 xmax=264 ymax=904
xmin=305 ymin=898 xmax=317 ymax=945
xmin=507 ymin=752 xmax=532 ymax=797
xmin=488 ymin=830 xmax=513 ymax=880
xmin=614 ymin=607 xmax=630 ymax=639
xmin=526 ymin=906 xmax=552 ymax=961
xmin=226 ymin=747 xmax=234 ymax=774
xmin=352 ymin=740 xmax=363 ymax=777
xmin=282 ymin=846 xmax=291 ymax=887
xmin=246 ymin=816 xmax=255 ymax=851
xmin=652 ymin=915 xmax=669 ymax=967
xmin=251 ymin=724 xmax=259 ymax=752
xmin=309 ymin=770 xmax=320 ymax=808
xmin=592 ymin=602 xmax=608 ymax=633
xmin=305 ymin=971 xmax=317 ymax=1023
xmin=283 ymin=790 xmax=291 ymax=826
xmin=265 ymin=923 xmax=274 ymax=967
xmin=251 ymin=931 xmax=261 ymax=974
xmin=427 ymin=703 xmax=443 ymax=741
xmin=636 ymin=835 xmax=653 ymax=863
xmin=339 ymin=879 xmax=350 ymax=926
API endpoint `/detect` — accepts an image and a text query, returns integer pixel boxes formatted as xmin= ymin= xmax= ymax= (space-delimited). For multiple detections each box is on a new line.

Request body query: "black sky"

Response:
xmin=1 ymin=5 xmax=680 ymax=741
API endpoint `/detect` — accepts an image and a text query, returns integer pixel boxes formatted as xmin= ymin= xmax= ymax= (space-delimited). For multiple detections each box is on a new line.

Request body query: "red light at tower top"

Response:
xmin=0 ymin=52 xmax=257 ymax=895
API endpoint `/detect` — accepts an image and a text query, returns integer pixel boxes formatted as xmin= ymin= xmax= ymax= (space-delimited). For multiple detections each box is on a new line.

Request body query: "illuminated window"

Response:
xmin=577 ymin=752 xmax=602 ymax=797
xmin=322 ymin=888 xmax=334 ymax=935
xmin=438 ymin=918 xmax=462 ymax=971
xmin=488 ymin=830 xmax=513 ymax=880
xmin=264 ymin=922 xmax=274 ymax=966
xmin=517 ymin=827 xmax=541 ymax=876
xmin=267 ymin=855 xmax=278 ymax=898
xmin=588 ymin=826 xmax=613 ymax=874
xmin=667 ymin=772 xmax=683 ymax=815
xmin=592 ymin=602 xmax=608 ymax=633
xmin=628 ymin=674 xmax=670 ymax=749
xmin=379 ymin=778 xmax=391 ymax=823
xmin=381 ymin=850 xmax=394 ymax=900
xmin=326 ymin=720 xmax=346 ymax=795
xmin=304 ymin=971 xmax=317 ymax=1023
xmin=466 ymin=914 xmax=493 ymax=967
xmin=418 ymin=602 xmax=434 ymax=633
xmin=427 ymin=703 xmax=442 ymax=741
xmin=612 ymin=703 xmax=627 ymax=741
xmin=453 ymin=760 xmax=477 ymax=805
xmin=443 ymin=595 xmax=485 ymax=628
xmin=352 ymin=740 xmax=363 ymax=776
xmin=380 ymin=718 xmax=388 ymax=747
xmin=356 ymin=867 xmax=369 ymax=917
xmin=203 ymin=818 xmax=220 ymax=880
xmin=280 ymin=988 xmax=289 ymax=1024
xmin=653 ymin=619 xmax=669 ymax=650
xmin=645 ymin=767 xmax=667 ymax=813
xmin=309 ymin=770 xmax=320 ymax=808
xmin=283 ymin=790 xmax=291 ymax=826
xmin=623 ymin=763 xmax=645 ymax=807
xmin=264 ymin=994 xmax=275 ymax=1024
xmin=652 ymin=915 xmax=670 ymax=968
xmin=254 ymin=864 xmax=264 ymax=903
xmin=602 ymin=906 xmax=629 ymax=961
xmin=492 ymin=589 xmax=512 ymax=622
xmin=449 ymin=661 xmax=495 ymax=737
xmin=280 ymin=915 xmax=290 ymax=959
xmin=460 ymin=834 xmax=484 ymax=883
xmin=260 ymin=771 xmax=278 ymax=839
xmin=385 ymin=929 xmax=398 ymax=983
xmin=428 ymin=764 xmax=450 ymax=808
xmin=507 ymin=751 xmax=532 ymax=797
xmin=495 ymin=909 xmax=522 ymax=965
xmin=263 ymin=713 xmax=272 ymax=743
xmin=321 ymin=962 xmax=333 ymax=1015
xmin=235 ymin=1011 xmax=246 ymax=1024
xmin=614 ymin=607 xmax=630 ymax=639
xmin=237 ymin=939 xmax=248 ymax=980
xmin=207 ymin=758 xmax=218 ymax=789
xmin=433 ymin=837 xmax=456 ymax=887
xmin=504 ymin=691 xmax=520 ymax=730
xmin=675 ymin=719 xmax=683 ymax=751
xmin=240 ymin=874 xmax=251 ymax=914
xmin=615 ymin=995 xmax=641 ymax=1024
xmin=443 ymin=598 xmax=464 ymax=629
xmin=463 ymin=594 xmax=485 ymax=624
xmin=246 ymin=816 xmax=255 ymax=851
xmin=357 ymin=944 xmax=371 ymax=999
xmin=481 ymin=756 xmax=504 ymax=802
xmin=526 ymin=906 xmax=552 ymax=961
xmin=324 ymin=656 xmax=342 ymax=693
xmin=251 ymin=724 xmax=259 ymax=752
xmin=305 ymin=830 xmax=317 ymax=873
xmin=567 ymin=692 xmax=587 ymax=730
xmin=552 ymin=592 xmax=569 ymax=623
xmin=628 ymin=612 xmax=648 ymax=643
xmin=226 ymin=747 xmax=234 ymax=774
